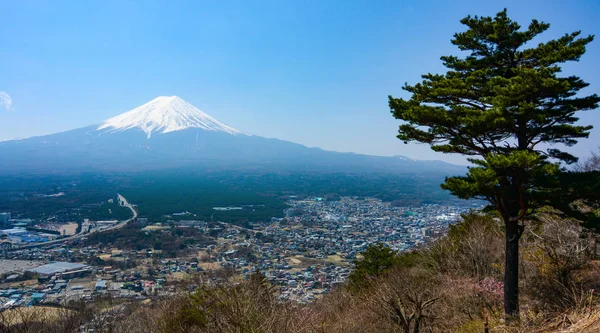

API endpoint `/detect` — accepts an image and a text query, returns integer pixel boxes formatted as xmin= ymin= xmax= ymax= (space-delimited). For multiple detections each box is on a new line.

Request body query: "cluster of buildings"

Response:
xmin=262 ymin=197 xmax=477 ymax=256
xmin=197 ymin=197 xmax=478 ymax=302
xmin=0 ymin=228 xmax=61 ymax=245
xmin=0 ymin=261 xmax=90 ymax=309
xmin=1 ymin=212 xmax=65 ymax=245
xmin=0 ymin=196 xmax=479 ymax=309
xmin=0 ymin=260 xmax=172 ymax=310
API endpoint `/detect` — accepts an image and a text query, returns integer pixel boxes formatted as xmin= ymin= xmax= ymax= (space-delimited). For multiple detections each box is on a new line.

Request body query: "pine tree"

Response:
xmin=348 ymin=243 xmax=398 ymax=292
xmin=389 ymin=9 xmax=599 ymax=321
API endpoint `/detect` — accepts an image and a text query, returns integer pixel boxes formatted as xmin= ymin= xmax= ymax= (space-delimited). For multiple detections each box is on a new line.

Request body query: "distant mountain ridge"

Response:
xmin=0 ymin=96 xmax=464 ymax=175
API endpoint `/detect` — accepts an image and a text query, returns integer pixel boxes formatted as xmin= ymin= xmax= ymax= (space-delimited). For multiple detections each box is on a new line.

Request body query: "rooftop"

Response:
xmin=27 ymin=262 xmax=88 ymax=275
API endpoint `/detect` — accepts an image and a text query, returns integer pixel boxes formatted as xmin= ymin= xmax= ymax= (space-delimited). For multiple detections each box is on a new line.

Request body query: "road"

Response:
xmin=13 ymin=194 xmax=137 ymax=250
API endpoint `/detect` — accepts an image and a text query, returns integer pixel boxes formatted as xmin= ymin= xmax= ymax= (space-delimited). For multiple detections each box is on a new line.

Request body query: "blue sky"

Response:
xmin=1 ymin=0 xmax=599 ymax=165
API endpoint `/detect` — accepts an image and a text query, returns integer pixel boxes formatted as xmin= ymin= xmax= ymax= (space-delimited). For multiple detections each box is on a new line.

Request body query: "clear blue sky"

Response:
xmin=1 ymin=0 xmax=599 ymax=165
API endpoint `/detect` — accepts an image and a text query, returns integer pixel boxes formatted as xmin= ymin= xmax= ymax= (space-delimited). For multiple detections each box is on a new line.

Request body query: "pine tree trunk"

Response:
xmin=504 ymin=220 xmax=523 ymax=322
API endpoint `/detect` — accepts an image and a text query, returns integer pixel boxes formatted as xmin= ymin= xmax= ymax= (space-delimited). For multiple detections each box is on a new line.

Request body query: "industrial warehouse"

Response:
xmin=26 ymin=262 xmax=91 ymax=279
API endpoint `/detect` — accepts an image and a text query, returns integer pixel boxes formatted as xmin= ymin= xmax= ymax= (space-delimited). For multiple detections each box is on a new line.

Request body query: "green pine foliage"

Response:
xmin=389 ymin=9 xmax=599 ymax=320
xmin=348 ymin=243 xmax=399 ymax=292
xmin=390 ymin=9 xmax=598 ymax=210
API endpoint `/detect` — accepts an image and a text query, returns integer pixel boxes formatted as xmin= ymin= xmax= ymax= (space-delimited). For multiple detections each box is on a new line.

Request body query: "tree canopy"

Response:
xmin=389 ymin=9 xmax=599 ymax=320
xmin=390 ymin=9 xmax=598 ymax=218
xmin=348 ymin=243 xmax=398 ymax=291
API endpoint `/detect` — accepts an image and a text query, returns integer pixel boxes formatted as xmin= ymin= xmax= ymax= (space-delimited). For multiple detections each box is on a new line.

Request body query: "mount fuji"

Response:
xmin=98 ymin=96 xmax=242 ymax=138
xmin=0 ymin=96 xmax=462 ymax=174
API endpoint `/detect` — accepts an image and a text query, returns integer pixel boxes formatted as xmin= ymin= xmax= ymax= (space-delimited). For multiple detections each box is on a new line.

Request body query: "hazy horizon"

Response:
xmin=1 ymin=0 xmax=599 ymax=165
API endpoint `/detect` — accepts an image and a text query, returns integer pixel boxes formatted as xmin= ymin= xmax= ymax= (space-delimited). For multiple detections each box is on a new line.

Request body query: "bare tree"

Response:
xmin=526 ymin=214 xmax=599 ymax=310
xmin=574 ymin=147 xmax=600 ymax=172
xmin=368 ymin=269 xmax=439 ymax=333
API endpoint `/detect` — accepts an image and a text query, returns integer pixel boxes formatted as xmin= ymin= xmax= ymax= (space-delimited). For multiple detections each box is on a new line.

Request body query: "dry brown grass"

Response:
xmin=0 ymin=307 xmax=74 ymax=326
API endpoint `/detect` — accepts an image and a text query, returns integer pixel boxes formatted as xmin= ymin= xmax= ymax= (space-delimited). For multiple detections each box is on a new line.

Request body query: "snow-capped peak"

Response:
xmin=98 ymin=96 xmax=242 ymax=138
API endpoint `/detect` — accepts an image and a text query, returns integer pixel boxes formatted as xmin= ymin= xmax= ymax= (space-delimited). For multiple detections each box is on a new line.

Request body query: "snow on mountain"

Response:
xmin=98 ymin=96 xmax=242 ymax=138
xmin=0 ymin=95 xmax=466 ymax=175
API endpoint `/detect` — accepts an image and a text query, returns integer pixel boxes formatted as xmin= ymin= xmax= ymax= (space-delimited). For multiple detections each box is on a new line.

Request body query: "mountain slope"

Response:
xmin=98 ymin=96 xmax=242 ymax=137
xmin=0 ymin=96 xmax=464 ymax=175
